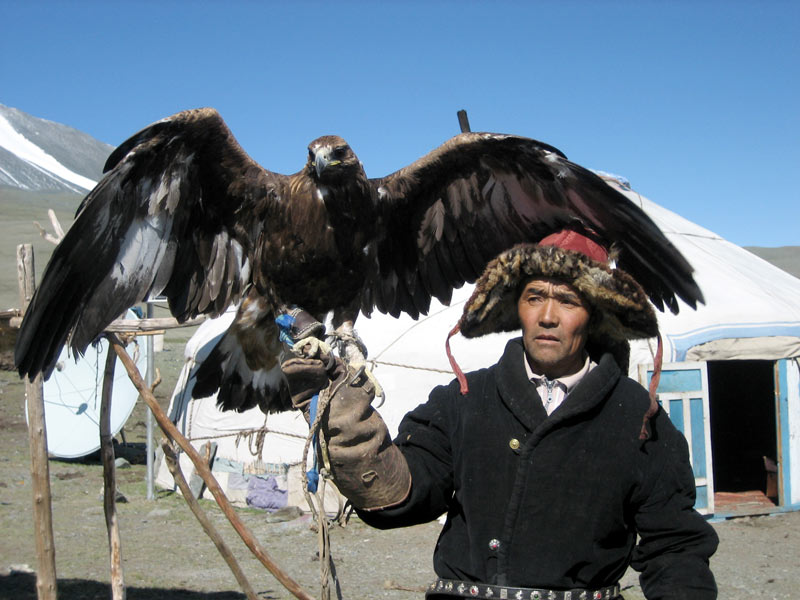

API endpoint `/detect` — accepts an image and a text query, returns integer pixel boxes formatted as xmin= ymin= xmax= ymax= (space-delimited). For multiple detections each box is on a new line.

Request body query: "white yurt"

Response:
xmin=158 ymin=178 xmax=800 ymax=519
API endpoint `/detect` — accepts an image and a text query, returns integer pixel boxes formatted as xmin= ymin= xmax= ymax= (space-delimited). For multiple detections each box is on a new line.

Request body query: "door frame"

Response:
xmin=638 ymin=360 xmax=714 ymax=514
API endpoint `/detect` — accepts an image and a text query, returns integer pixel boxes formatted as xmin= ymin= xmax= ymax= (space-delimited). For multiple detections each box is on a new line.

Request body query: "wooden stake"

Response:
xmin=108 ymin=334 xmax=314 ymax=600
xmin=100 ymin=342 xmax=125 ymax=600
xmin=18 ymin=244 xmax=57 ymax=600
xmin=161 ymin=440 xmax=259 ymax=600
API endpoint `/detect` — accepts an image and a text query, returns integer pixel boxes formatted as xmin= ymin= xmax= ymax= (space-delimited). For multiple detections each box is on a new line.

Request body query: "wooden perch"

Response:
xmin=162 ymin=440 xmax=259 ymax=600
xmin=103 ymin=315 xmax=205 ymax=333
xmin=18 ymin=243 xmax=57 ymax=600
xmin=9 ymin=313 xmax=206 ymax=331
xmin=100 ymin=340 xmax=125 ymax=599
xmin=108 ymin=334 xmax=314 ymax=600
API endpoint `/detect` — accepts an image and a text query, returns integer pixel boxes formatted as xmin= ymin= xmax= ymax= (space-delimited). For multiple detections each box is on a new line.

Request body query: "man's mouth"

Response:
xmin=535 ymin=334 xmax=559 ymax=342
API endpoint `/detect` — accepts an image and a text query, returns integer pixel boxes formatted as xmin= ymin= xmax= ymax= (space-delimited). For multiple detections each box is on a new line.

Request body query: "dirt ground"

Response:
xmin=1 ymin=333 xmax=799 ymax=599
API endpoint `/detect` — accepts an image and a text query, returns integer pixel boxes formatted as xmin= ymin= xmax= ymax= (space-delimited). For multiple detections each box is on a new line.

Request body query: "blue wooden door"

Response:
xmin=639 ymin=361 xmax=714 ymax=514
xmin=776 ymin=358 xmax=797 ymax=509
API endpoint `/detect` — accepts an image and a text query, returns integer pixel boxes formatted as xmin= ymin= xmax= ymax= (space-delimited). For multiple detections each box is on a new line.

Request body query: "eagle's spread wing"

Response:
xmin=366 ymin=132 xmax=702 ymax=318
xmin=15 ymin=108 xmax=287 ymax=382
xmin=16 ymin=112 xmax=705 ymax=417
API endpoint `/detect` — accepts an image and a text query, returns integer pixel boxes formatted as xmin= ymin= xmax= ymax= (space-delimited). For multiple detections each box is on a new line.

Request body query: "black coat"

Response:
xmin=359 ymin=338 xmax=718 ymax=599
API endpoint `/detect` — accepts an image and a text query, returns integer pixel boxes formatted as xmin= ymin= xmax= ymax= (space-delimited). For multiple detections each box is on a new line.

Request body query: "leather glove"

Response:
xmin=279 ymin=307 xmax=411 ymax=511
xmin=320 ymin=364 xmax=411 ymax=511
xmin=282 ymin=356 xmax=334 ymax=414
xmin=278 ymin=306 xmax=325 ymax=342
xmin=278 ymin=307 xmax=332 ymax=413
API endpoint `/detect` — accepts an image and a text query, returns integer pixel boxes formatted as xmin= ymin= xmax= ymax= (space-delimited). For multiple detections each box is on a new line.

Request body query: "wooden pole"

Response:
xmin=457 ymin=109 xmax=471 ymax=133
xmin=17 ymin=243 xmax=58 ymax=600
xmin=103 ymin=315 xmax=205 ymax=333
xmin=100 ymin=342 xmax=125 ymax=599
xmin=8 ymin=314 xmax=204 ymax=331
xmin=145 ymin=302 xmax=156 ymax=501
xmin=161 ymin=440 xmax=259 ymax=600
xmin=108 ymin=335 xmax=314 ymax=600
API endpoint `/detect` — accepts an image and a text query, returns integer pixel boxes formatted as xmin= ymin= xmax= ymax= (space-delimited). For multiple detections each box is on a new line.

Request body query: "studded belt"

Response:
xmin=427 ymin=578 xmax=621 ymax=600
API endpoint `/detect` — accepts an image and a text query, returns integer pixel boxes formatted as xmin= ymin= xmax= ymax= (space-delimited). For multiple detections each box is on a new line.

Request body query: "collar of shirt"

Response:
xmin=524 ymin=354 xmax=596 ymax=415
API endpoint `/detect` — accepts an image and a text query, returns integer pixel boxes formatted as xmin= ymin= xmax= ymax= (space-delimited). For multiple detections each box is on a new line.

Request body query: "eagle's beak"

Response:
xmin=314 ymin=147 xmax=341 ymax=177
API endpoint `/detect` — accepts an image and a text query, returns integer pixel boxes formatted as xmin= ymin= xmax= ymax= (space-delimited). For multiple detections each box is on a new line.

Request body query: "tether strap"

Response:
xmin=640 ymin=333 xmax=664 ymax=441
xmin=306 ymin=394 xmax=320 ymax=492
xmin=275 ymin=309 xmax=322 ymax=491
xmin=445 ymin=323 xmax=469 ymax=395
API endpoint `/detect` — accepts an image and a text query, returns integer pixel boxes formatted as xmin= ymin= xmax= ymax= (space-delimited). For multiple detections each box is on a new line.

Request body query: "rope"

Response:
xmin=371 ymin=299 xmax=466 ymax=362
xmin=300 ymin=377 xmax=349 ymax=600
xmin=184 ymin=428 xmax=308 ymax=443
xmin=369 ymin=359 xmax=454 ymax=375
xmin=278 ymin=308 xmax=347 ymax=600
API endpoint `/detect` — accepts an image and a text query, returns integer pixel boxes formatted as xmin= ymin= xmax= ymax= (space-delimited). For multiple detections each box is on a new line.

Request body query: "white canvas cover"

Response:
xmin=155 ymin=309 xmax=343 ymax=512
xmin=159 ymin=180 xmax=800 ymax=504
xmin=358 ymin=180 xmax=800 ymax=428
xmin=609 ymin=179 xmax=800 ymax=367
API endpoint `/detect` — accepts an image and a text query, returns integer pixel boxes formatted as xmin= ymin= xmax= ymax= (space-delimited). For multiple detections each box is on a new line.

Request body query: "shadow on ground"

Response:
xmin=0 ymin=572 xmax=284 ymax=599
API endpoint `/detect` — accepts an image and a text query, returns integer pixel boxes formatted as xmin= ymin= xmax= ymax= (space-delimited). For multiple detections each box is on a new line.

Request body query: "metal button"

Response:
xmin=488 ymin=538 xmax=501 ymax=551
xmin=509 ymin=438 xmax=520 ymax=450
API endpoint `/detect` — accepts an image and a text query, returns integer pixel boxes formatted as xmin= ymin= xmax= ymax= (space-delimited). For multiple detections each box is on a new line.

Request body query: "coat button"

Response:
xmin=509 ymin=438 xmax=520 ymax=450
xmin=488 ymin=538 xmax=501 ymax=551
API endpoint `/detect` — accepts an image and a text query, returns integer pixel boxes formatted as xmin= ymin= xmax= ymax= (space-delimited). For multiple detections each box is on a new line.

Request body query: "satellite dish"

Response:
xmin=27 ymin=309 xmax=151 ymax=458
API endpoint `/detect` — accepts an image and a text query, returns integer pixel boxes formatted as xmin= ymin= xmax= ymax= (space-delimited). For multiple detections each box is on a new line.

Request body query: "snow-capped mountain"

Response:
xmin=0 ymin=103 xmax=113 ymax=194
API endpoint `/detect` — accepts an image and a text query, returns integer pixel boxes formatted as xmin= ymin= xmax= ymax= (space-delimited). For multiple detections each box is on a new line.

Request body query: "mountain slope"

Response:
xmin=0 ymin=103 xmax=113 ymax=193
xmin=745 ymin=246 xmax=800 ymax=279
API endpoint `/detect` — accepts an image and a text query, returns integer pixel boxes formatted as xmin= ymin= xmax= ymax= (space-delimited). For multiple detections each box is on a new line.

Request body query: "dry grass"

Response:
xmin=0 ymin=188 xmax=80 ymax=310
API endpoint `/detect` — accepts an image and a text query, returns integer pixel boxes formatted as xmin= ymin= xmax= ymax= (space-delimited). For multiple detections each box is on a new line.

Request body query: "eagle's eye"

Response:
xmin=334 ymin=146 xmax=349 ymax=159
xmin=308 ymin=149 xmax=315 ymax=160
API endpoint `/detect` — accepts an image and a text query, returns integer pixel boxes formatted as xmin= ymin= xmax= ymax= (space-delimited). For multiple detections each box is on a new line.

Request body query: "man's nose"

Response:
xmin=539 ymin=298 xmax=559 ymax=326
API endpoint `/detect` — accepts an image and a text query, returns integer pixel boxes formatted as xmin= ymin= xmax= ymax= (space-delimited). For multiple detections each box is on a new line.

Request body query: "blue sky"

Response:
xmin=3 ymin=0 xmax=798 ymax=247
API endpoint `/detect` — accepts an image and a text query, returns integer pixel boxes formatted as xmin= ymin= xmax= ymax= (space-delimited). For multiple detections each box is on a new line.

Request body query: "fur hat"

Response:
xmin=458 ymin=230 xmax=659 ymax=349
xmin=445 ymin=227 xmax=663 ymax=439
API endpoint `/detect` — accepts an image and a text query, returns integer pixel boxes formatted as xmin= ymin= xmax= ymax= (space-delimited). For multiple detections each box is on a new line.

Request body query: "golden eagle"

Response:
xmin=14 ymin=108 xmax=702 ymax=413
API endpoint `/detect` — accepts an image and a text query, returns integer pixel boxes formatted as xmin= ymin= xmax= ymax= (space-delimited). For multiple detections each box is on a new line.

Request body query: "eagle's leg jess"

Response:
xmin=332 ymin=320 xmax=367 ymax=368
xmin=274 ymin=307 xmax=334 ymax=365
xmin=331 ymin=319 xmax=385 ymax=406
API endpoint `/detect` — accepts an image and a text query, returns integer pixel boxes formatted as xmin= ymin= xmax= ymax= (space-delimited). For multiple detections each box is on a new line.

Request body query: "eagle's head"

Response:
xmin=307 ymin=135 xmax=362 ymax=183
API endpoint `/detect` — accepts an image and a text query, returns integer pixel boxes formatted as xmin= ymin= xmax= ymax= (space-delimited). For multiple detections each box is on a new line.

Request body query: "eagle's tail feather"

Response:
xmin=192 ymin=331 xmax=291 ymax=414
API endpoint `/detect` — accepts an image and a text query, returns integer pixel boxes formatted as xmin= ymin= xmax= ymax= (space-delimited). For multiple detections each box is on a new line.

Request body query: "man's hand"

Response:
xmin=320 ymin=365 xmax=411 ymax=511
xmin=282 ymin=356 xmax=336 ymax=413
xmin=278 ymin=307 xmax=338 ymax=413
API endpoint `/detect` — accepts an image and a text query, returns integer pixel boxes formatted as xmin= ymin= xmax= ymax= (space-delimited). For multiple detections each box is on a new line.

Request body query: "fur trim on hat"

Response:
xmin=458 ymin=243 xmax=659 ymax=348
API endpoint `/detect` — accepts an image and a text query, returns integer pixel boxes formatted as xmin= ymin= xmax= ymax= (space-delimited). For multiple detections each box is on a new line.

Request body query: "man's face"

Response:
xmin=517 ymin=278 xmax=591 ymax=379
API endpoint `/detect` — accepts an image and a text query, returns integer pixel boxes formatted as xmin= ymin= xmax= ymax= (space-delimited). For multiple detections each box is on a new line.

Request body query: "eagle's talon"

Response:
xmin=350 ymin=364 xmax=366 ymax=385
xmin=358 ymin=364 xmax=386 ymax=408
xmin=291 ymin=336 xmax=332 ymax=360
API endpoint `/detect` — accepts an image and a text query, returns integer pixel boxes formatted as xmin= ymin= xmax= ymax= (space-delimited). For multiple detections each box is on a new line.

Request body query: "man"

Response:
xmin=284 ymin=228 xmax=718 ymax=599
